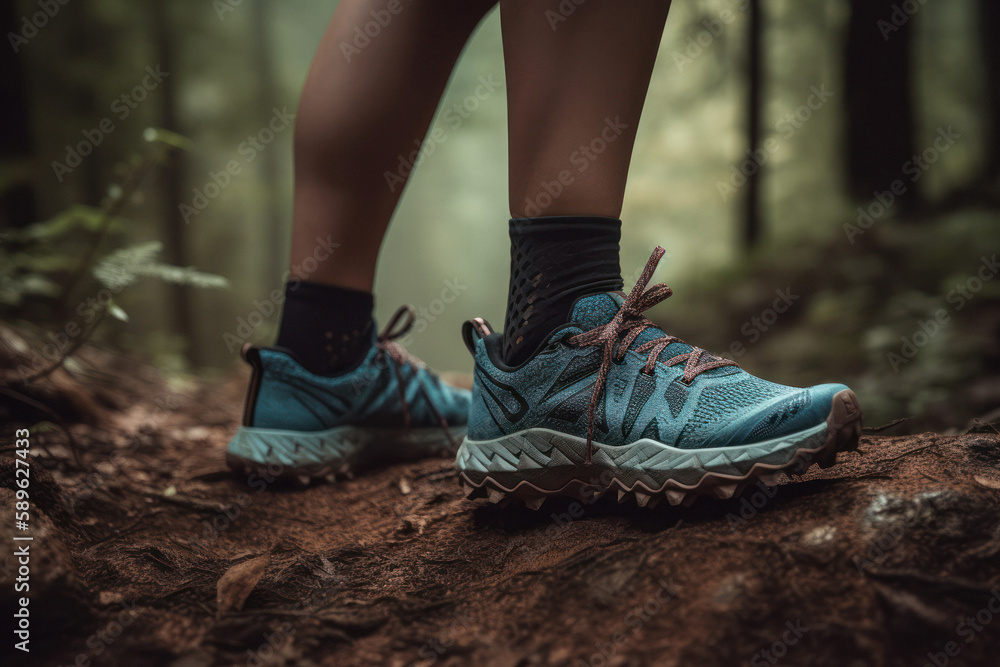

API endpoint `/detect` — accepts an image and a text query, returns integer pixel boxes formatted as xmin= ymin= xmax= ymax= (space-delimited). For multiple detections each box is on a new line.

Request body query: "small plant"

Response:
xmin=0 ymin=128 xmax=228 ymax=394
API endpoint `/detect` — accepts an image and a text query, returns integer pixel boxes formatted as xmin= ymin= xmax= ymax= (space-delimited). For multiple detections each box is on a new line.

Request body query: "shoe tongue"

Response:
xmin=569 ymin=291 xmax=695 ymax=358
xmin=569 ymin=292 xmax=625 ymax=330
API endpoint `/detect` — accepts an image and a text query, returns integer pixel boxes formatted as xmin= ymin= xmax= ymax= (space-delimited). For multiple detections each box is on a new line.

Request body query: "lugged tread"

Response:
xmin=459 ymin=389 xmax=862 ymax=509
xmin=226 ymin=424 xmax=466 ymax=485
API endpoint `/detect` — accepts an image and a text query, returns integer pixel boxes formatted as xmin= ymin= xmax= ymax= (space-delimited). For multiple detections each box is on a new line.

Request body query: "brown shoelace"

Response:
xmin=376 ymin=305 xmax=458 ymax=449
xmin=568 ymin=246 xmax=739 ymax=463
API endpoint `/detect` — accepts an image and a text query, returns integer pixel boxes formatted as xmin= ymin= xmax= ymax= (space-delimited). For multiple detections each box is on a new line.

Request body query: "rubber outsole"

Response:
xmin=225 ymin=424 xmax=466 ymax=487
xmin=456 ymin=389 xmax=862 ymax=509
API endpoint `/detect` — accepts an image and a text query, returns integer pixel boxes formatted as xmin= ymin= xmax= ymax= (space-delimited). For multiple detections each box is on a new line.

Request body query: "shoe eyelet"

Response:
xmin=640 ymin=368 xmax=654 ymax=376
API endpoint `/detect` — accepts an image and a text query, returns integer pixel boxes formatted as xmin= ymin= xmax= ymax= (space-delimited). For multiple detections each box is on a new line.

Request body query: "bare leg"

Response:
xmin=500 ymin=0 xmax=671 ymax=218
xmin=290 ymin=0 xmax=497 ymax=291
xmin=497 ymin=1 xmax=671 ymax=364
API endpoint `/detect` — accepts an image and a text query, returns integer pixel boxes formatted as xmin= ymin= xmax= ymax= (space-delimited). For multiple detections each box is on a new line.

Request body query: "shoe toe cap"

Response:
xmin=740 ymin=383 xmax=849 ymax=444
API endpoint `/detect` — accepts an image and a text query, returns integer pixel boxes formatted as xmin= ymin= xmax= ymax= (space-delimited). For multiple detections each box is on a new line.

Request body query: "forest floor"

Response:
xmin=3 ymin=345 xmax=1000 ymax=667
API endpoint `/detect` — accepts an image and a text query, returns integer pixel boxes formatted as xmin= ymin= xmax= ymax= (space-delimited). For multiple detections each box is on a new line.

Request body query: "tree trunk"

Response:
xmin=844 ymin=0 xmax=917 ymax=209
xmin=980 ymin=0 xmax=1000 ymax=179
xmin=743 ymin=0 xmax=763 ymax=249
xmin=0 ymin=1 xmax=37 ymax=230
xmin=250 ymin=0 xmax=286 ymax=288
xmin=149 ymin=0 xmax=195 ymax=351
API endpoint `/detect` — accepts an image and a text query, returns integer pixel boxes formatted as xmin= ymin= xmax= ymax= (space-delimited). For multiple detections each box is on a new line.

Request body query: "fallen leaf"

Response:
xmin=974 ymin=475 xmax=1000 ymax=490
xmin=216 ymin=553 xmax=270 ymax=615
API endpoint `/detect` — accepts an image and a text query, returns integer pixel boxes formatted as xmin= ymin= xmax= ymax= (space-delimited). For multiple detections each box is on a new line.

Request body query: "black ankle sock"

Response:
xmin=275 ymin=281 xmax=374 ymax=375
xmin=502 ymin=216 xmax=624 ymax=366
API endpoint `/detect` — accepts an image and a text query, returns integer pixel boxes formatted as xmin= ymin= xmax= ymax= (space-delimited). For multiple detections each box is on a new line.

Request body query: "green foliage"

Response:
xmin=0 ymin=129 xmax=229 ymax=376
xmin=94 ymin=241 xmax=230 ymax=292
xmin=0 ymin=205 xmax=128 ymax=306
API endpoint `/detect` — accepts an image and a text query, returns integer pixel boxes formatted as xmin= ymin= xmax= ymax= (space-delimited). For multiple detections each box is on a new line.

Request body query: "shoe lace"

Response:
xmin=567 ymin=246 xmax=739 ymax=463
xmin=376 ymin=305 xmax=458 ymax=449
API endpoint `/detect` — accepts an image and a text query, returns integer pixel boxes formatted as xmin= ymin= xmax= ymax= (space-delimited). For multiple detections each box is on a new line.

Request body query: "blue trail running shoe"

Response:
xmin=227 ymin=305 xmax=470 ymax=485
xmin=456 ymin=247 xmax=862 ymax=509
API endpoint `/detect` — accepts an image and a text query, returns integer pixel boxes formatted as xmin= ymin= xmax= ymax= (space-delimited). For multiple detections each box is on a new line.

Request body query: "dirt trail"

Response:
xmin=3 ymin=351 xmax=1000 ymax=667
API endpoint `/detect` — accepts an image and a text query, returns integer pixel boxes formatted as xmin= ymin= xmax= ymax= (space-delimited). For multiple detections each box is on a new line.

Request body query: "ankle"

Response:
xmin=502 ymin=215 xmax=623 ymax=365
xmin=275 ymin=281 xmax=374 ymax=375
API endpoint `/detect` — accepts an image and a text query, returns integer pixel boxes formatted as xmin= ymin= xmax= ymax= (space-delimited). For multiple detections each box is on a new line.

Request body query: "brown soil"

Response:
xmin=3 ymin=347 xmax=1000 ymax=667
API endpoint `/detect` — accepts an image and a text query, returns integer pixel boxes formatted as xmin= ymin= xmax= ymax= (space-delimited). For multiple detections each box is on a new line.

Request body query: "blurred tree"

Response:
xmin=844 ymin=0 xmax=917 ymax=208
xmin=250 ymin=0 xmax=285 ymax=288
xmin=150 ymin=0 xmax=194 ymax=348
xmin=0 ymin=0 xmax=36 ymax=231
xmin=744 ymin=0 xmax=762 ymax=248
xmin=979 ymin=0 xmax=1000 ymax=181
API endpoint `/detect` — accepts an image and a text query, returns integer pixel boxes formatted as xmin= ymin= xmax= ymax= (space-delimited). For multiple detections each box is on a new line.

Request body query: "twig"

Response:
xmin=62 ymin=152 xmax=163 ymax=299
xmin=966 ymin=418 xmax=1000 ymax=436
xmin=862 ymin=417 xmax=910 ymax=434
xmin=0 ymin=385 xmax=82 ymax=466
xmin=81 ymin=517 xmax=150 ymax=551
xmin=879 ymin=443 xmax=937 ymax=464
xmin=3 ymin=309 xmax=107 ymax=387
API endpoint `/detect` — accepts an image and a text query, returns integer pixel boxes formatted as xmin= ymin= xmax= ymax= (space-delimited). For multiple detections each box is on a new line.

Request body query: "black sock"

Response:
xmin=275 ymin=281 xmax=374 ymax=375
xmin=502 ymin=216 xmax=624 ymax=366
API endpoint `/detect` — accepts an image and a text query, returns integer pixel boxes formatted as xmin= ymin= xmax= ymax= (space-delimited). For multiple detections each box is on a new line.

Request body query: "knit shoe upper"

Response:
xmin=468 ymin=290 xmax=841 ymax=451
xmin=246 ymin=337 xmax=469 ymax=433
xmin=456 ymin=247 xmax=860 ymax=507
xmin=227 ymin=306 xmax=470 ymax=481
